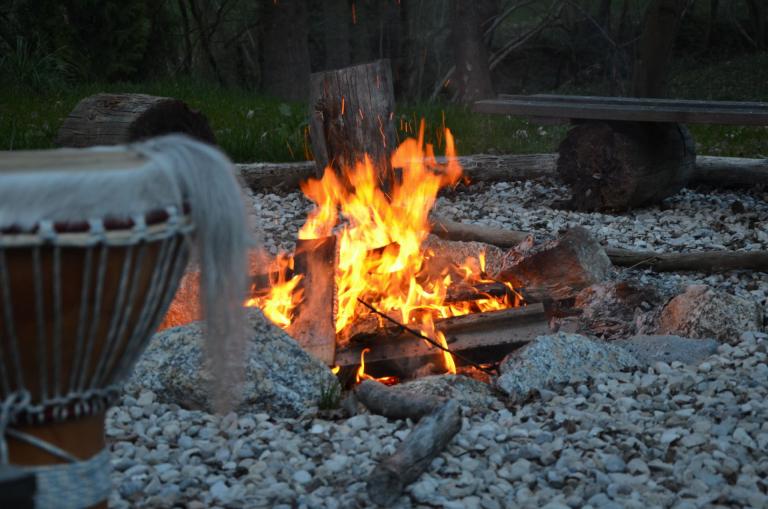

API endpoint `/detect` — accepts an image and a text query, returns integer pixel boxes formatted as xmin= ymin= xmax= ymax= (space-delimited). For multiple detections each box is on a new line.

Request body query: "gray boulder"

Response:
xmin=127 ymin=308 xmax=336 ymax=417
xmin=496 ymin=333 xmax=640 ymax=401
xmin=614 ymin=335 xmax=719 ymax=366
xmin=657 ymin=285 xmax=762 ymax=344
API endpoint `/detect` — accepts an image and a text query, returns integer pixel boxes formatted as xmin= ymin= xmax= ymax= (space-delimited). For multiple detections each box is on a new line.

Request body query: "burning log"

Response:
xmin=355 ymin=379 xmax=444 ymax=420
xmin=494 ymin=227 xmax=612 ymax=301
xmin=429 ymin=217 xmax=768 ymax=273
xmin=285 ymin=237 xmax=337 ymax=364
xmin=335 ymin=304 xmax=550 ymax=368
xmin=309 ymin=60 xmax=397 ymax=190
xmin=367 ymin=399 xmax=462 ymax=506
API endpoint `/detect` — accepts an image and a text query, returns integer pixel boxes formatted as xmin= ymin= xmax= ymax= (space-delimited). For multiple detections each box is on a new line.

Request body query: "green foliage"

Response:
xmin=0 ymin=36 xmax=75 ymax=92
xmin=318 ymin=378 xmax=342 ymax=411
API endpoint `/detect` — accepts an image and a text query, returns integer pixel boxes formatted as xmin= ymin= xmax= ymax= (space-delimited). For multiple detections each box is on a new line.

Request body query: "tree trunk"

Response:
xmin=55 ymin=93 xmax=216 ymax=148
xmin=451 ymin=0 xmax=495 ymax=103
xmin=631 ymin=0 xmax=686 ymax=98
xmin=557 ymin=120 xmax=695 ymax=211
xmin=322 ymin=0 xmax=351 ymax=70
xmin=261 ymin=0 xmax=312 ymax=102
xmin=308 ymin=59 xmax=397 ymax=191
xmin=747 ymin=0 xmax=766 ymax=49
xmin=705 ymin=0 xmax=719 ymax=49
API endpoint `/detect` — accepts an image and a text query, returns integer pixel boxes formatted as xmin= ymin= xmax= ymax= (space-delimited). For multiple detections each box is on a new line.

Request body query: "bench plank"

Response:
xmin=474 ymin=94 xmax=768 ymax=125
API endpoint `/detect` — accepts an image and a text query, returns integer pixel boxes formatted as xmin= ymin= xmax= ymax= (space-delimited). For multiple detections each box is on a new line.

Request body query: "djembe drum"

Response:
xmin=0 ymin=135 xmax=250 ymax=508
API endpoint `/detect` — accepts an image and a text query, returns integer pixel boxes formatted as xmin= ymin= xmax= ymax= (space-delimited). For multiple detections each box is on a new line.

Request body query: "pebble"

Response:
xmin=106 ymin=180 xmax=767 ymax=508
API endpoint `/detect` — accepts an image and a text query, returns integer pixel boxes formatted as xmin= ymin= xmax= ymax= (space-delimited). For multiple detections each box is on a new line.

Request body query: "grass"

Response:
xmin=2 ymin=52 xmax=766 ymax=161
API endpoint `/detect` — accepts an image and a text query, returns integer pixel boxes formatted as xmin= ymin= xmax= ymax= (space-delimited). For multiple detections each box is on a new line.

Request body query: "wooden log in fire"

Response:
xmin=335 ymin=303 xmax=550 ymax=368
xmin=308 ymin=60 xmax=397 ymax=191
xmin=285 ymin=237 xmax=337 ymax=364
xmin=429 ymin=217 xmax=768 ymax=273
xmin=355 ymin=379 xmax=444 ymax=421
xmin=494 ymin=227 xmax=612 ymax=301
xmin=367 ymin=399 xmax=462 ymax=506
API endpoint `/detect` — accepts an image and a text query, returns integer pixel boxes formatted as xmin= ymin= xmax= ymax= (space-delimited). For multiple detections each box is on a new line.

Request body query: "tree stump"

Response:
xmin=557 ymin=121 xmax=695 ymax=211
xmin=55 ymin=93 xmax=216 ymax=148
xmin=308 ymin=60 xmax=397 ymax=192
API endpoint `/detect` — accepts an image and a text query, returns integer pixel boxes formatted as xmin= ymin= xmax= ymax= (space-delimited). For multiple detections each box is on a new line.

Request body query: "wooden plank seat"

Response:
xmin=472 ymin=94 xmax=768 ymax=211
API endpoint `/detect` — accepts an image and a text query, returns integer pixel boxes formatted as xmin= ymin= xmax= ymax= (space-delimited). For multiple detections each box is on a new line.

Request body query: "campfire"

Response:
xmin=246 ymin=121 xmax=543 ymax=383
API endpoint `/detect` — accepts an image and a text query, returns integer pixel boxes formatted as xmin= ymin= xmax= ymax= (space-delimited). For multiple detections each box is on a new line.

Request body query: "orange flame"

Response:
xmin=255 ymin=120 xmax=522 ymax=377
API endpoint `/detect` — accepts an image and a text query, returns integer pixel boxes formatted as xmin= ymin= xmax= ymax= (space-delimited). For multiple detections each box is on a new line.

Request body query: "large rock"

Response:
xmin=657 ymin=285 xmax=762 ymax=344
xmin=614 ymin=335 xmax=719 ymax=366
xmin=128 ymin=308 xmax=336 ymax=417
xmin=496 ymin=333 xmax=640 ymax=401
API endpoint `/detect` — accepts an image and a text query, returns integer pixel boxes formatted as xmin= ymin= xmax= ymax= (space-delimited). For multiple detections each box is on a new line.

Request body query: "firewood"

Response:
xmin=429 ymin=218 xmax=768 ymax=273
xmin=286 ymin=237 xmax=337 ymax=364
xmin=335 ymin=304 xmax=549 ymax=368
xmin=367 ymin=399 xmax=462 ymax=506
xmin=494 ymin=227 xmax=612 ymax=301
xmin=355 ymin=379 xmax=444 ymax=420
xmin=56 ymin=93 xmax=215 ymax=148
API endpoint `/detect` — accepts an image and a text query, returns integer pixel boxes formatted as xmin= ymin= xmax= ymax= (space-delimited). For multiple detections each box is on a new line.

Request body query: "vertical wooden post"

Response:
xmin=308 ymin=60 xmax=398 ymax=192
xmin=287 ymin=237 xmax=337 ymax=365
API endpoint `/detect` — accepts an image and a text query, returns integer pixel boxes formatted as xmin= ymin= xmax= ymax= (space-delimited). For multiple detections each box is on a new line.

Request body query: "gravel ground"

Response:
xmin=109 ymin=180 xmax=768 ymax=508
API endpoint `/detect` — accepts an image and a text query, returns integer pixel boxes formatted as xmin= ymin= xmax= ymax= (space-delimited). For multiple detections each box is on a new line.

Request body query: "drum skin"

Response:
xmin=0 ymin=228 xmax=189 ymax=509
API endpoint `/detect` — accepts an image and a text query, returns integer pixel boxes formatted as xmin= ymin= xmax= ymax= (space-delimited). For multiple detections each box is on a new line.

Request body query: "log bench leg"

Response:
xmin=556 ymin=120 xmax=696 ymax=212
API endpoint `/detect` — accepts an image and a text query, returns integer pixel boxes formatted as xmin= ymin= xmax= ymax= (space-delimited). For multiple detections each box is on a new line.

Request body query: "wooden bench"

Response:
xmin=473 ymin=94 xmax=768 ymax=211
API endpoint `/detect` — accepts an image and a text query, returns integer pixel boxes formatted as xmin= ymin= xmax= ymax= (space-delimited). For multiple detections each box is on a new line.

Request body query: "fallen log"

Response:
xmin=236 ymin=154 xmax=768 ymax=192
xmin=56 ymin=93 xmax=215 ymax=148
xmin=355 ymin=379 xmax=444 ymax=421
xmin=429 ymin=218 xmax=768 ymax=273
xmin=367 ymin=399 xmax=462 ymax=506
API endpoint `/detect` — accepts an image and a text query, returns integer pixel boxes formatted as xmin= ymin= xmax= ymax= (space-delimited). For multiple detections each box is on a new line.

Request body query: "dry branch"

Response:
xmin=429 ymin=218 xmax=768 ymax=273
xmin=355 ymin=379 xmax=444 ymax=421
xmin=367 ymin=399 xmax=462 ymax=506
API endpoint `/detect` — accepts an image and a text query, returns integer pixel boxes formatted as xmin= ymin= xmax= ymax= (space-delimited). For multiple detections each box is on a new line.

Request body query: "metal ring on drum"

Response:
xmin=0 ymin=135 xmax=251 ymax=508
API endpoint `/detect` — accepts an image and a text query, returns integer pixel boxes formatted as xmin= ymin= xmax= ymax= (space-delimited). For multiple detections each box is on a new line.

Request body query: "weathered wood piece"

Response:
xmin=335 ymin=304 xmax=549 ymax=367
xmin=693 ymin=156 xmax=768 ymax=187
xmin=367 ymin=399 xmax=462 ymax=506
xmin=235 ymin=154 xmax=768 ymax=192
xmin=429 ymin=218 xmax=768 ymax=273
xmin=495 ymin=227 xmax=612 ymax=300
xmin=606 ymin=248 xmax=768 ymax=273
xmin=429 ymin=214 xmax=530 ymax=248
xmin=308 ymin=60 xmax=397 ymax=191
xmin=355 ymin=379 xmax=444 ymax=421
xmin=474 ymin=94 xmax=768 ymax=125
xmin=55 ymin=93 xmax=216 ymax=148
xmin=286 ymin=237 xmax=337 ymax=364
xmin=557 ymin=121 xmax=696 ymax=211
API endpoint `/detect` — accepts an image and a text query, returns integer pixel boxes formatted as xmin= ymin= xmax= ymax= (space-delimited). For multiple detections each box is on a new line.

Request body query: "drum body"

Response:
xmin=0 ymin=209 xmax=192 ymax=508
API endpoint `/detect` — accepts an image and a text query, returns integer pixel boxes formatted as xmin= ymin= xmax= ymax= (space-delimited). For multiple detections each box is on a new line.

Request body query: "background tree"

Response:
xmin=632 ymin=0 xmax=687 ymax=97
xmin=450 ymin=0 xmax=497 ymax=103
xmin=260 ymin=0 xmax=312 ymax=101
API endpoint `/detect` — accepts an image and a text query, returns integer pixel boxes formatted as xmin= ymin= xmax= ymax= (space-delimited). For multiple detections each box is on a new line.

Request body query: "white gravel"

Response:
xmin=108 ymin=180 xmax=767 ymax=508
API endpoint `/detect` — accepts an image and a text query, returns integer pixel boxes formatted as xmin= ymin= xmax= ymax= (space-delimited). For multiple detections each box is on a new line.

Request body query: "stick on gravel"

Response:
xmin=367 ymin=399 xmax=462 ymax=506
xmin=355 ymin=379 xmax=444 ymax=421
